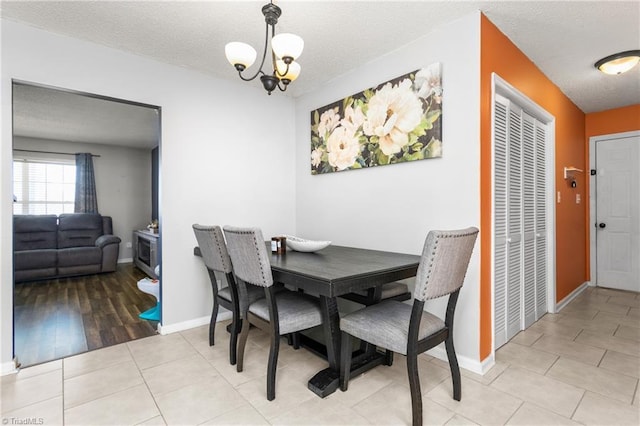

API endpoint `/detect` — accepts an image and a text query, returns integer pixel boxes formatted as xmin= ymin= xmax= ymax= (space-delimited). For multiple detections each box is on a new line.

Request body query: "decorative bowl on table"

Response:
xmin=284 ymin=235 xmax=331 ymax=252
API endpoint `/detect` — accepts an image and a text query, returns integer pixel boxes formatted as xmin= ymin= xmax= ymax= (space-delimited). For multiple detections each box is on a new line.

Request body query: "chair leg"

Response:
xmin=209 ymin=298 xmax=219 ymax=346
xmin=339 ymin=332 xmax=352 ymax=391
xmin=292 ymin=332 xmax=300 ymax=350
xmin=236 ymin=316 xmax=250 ymax=373
xmin=384 ymin=349 xmax=394 ymax=366
xmin=407 ymin=352 xmax=423 ymax=426
xmin=228 ymin=310 xmax=241 ymax=366
xmin=445 ymin=333 xmax=461 ymax=401
xmin=266 ymin=328 xmax=280 ymax=401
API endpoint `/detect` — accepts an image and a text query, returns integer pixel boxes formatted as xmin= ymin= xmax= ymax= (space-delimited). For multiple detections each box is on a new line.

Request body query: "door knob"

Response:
xmin=598 ymin=223 xmax=606 ymax=229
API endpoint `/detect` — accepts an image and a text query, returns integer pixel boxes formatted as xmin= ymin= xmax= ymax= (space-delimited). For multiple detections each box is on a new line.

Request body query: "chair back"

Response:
xmin=192 ymin=224 xmax=233 ymax=274
xmin=223 ymin=226 xmax=274 ymax=288
xmin=414 ymin=227 xmax=479 ymax=302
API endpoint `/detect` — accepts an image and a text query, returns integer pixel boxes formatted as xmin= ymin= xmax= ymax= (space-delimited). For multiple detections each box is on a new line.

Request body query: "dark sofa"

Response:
xmin=14 ymin=213 xmax=121 ymax=282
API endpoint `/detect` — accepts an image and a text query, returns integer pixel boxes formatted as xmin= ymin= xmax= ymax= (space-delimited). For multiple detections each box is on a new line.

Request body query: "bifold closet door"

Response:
xmin=493 ymin=97 xmax=508 ymax=349
xmin=493 ymin=95 xmax=548 ymax=349
xmin=522 ymin=113 xmax=536 ymax=328
xmin=534 ymin=118 xmax=547 ymax=319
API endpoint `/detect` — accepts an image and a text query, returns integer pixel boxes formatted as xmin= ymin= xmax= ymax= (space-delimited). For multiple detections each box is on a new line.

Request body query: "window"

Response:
xmin=13 ymin=159 xmax=76 ymax=215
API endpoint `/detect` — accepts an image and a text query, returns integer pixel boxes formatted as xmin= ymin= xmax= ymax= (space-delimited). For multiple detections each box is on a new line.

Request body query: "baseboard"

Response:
xmin=556 ymin=281 xmax=589 ymax=312
xmin=117 ymin=258 xmax=133 ymax=264
xmin=1 ymin=359 xmax=18 ymax=376
xmin=427 ymin=346 xmax=491 ymax=375
xmin=158 ymin=311 xmax=232 ymax=335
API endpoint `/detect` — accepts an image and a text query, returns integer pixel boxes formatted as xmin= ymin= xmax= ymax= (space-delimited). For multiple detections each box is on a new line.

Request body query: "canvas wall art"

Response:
xmin=310 ymin=63 xmax=442 ymax=175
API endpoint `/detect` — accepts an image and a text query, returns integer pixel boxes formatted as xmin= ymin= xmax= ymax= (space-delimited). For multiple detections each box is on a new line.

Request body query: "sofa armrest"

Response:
xmin=96 ymin=234 xmax=121 ymax=248
xmin=97 ymin=235 xmax=121 ymax=272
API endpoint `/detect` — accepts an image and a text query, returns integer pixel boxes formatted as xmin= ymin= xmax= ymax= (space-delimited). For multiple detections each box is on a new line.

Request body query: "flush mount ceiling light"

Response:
xmin=225 ymin=1 xmax=303 ymax=95
xmin=594 ymin=50 xmax=640 ymax=75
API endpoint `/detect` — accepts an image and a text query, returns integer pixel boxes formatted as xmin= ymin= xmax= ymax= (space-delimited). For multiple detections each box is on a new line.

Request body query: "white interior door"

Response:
xmin=595 ymin=135 xmax=640 ymax=292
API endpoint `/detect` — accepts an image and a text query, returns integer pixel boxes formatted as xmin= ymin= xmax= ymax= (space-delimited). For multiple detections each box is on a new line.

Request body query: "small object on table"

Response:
xmin=271 ymin=236 xmax=287 ymax=254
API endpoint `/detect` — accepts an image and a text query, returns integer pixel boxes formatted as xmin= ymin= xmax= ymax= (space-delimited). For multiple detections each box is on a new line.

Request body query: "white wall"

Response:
xmin=294 ymin=13 xmax=482 ymax=367
xmin=13 ymin=137 xmax=153 ymax=262
xmin=1 ymin=20 xmax=296 ymax=371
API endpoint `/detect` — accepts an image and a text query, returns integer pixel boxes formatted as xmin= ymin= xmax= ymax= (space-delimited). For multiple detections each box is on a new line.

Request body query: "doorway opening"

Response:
xmin=12 ymin=80 xmax=162 ymax=367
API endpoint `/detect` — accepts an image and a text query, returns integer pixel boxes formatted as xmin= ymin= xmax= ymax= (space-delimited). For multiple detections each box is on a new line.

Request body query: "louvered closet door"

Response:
xmin=522 ymin=113 xmax=536 ymax=328
xmin=493 ymin=94 xmax=548 ymax=349
xmin=534 ymin=121 xmax=548 ymax=319
xmin=493 ymin=96 xmax=509 ymax=348
xmin=506 ymin=103 xmax=523 ymax=339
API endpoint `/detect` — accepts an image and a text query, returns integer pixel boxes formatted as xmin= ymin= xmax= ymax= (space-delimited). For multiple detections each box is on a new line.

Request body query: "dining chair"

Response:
xmin=223 ymin=225 xmax=323 ymax=401
xmin=339 ymin=227 xmax=479 ymax=426
xmin=192 ymin=224 xmax=265 ymax=365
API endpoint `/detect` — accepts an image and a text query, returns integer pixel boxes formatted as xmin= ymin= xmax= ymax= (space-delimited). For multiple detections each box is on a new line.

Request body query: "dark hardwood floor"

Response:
xmin=14 ymin=263 xmax=159 ymax=367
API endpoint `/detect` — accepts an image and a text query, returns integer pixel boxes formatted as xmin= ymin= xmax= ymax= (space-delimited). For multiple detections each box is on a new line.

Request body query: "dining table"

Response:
xmin=194 ymin=243 xmax=421 ymax=398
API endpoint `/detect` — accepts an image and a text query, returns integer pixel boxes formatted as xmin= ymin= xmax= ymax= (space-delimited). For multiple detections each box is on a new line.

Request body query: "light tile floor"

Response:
xmin=1 ymin=286 xmax=639 ymax=425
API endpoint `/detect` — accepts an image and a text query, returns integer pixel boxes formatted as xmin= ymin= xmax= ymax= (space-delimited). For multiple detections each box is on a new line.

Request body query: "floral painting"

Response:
xmin=310 ymin=63 xmax=442 ymax=174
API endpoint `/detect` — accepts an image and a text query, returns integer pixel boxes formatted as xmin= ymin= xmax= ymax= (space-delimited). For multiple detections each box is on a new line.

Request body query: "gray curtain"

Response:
xmin=74 ymin=153 xmax=99 ymax=213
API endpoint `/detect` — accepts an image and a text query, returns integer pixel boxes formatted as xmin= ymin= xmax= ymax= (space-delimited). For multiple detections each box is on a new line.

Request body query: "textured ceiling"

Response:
xmin=12 ymin=83 xmax=160 ymax=149
xmin=2 ymin=1 xmax=639 ymax=146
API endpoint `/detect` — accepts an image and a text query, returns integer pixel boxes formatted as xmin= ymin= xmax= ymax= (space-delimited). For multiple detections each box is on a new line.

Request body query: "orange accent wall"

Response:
xmin=479 ymin=15 xmax=587 ymax=360
xmin=585 ymin=105 xmax=640 ymax=137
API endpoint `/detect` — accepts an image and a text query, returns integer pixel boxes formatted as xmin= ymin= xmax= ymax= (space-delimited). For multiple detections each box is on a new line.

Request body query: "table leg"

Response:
xmin=320 ymin=296 xmax=341 ymax=369
xmin=307 ymin=296 xmax=341 ymax=397
xmin=306 ymin=295 xmax=389 ymax=398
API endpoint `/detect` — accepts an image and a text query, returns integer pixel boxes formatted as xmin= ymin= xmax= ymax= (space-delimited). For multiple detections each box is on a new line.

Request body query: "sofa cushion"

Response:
xmin=14 ymin=249 xmax=57 ymax=271
xmin=58 ymin=246 xmax=102 ymax=267
xmin=15 ymin=267 xmax=57 ymax=282
xmin=14 ymin=215 xmax=58 ymax=250
xmin=58 ymin=214 xmax=103 ymax=249
xmin=57 ymin=263 xmax=102 ymax=276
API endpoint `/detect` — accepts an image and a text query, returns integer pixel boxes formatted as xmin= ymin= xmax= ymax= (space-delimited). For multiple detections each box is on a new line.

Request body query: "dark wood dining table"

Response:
xmin=195 ymin=243 xmax=421 ymax=397
xmin=268 ymin=244 xmax=420 ymax=397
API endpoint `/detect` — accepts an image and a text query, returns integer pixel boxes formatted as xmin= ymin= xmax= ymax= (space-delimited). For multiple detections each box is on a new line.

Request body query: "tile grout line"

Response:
xmin=61 ymin=359 xmax=66 ymax=425
xmin=178 ymin=326 xmax=271 ymax=426
xmin=568 ymin=389 xmax=587 ymax=421
xmin=125 ymin=338 xmax=167 ymax=426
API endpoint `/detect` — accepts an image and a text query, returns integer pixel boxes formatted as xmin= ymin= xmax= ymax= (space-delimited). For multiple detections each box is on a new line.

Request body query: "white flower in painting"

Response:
xmin=311 ymin=147 xmax=323 ymax=167
xmin=326 ymin=126 xmax=360 ymax=171
xmin=414 ymin=64 xmax=442 ymax=102
xmin=317 ymin=107 xmax=341 ymax=140
xmin=340 ymin=104 xmax=366 ymax=135
xmin=363 ymin=79 xmax=423 ymax=156
xmin=426 ymin=137 xmax=442 ymax=158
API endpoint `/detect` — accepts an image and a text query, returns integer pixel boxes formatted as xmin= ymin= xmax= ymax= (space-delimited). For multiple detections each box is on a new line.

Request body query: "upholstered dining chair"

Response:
xmin=192 ymin=224 xmax=265 ymax=365
xmin=223 ymin=225 xmax=324 ymax=401
xmin=339 ymin=227 xmax=479 ymax=426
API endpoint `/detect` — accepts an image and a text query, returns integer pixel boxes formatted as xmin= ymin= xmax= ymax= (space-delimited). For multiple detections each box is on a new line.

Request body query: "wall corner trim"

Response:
xmin=427 ymin=346 xmax=491 ymax=375
xmin=1 ymin=359 xmax=19 ymax=376
xmin=555 ymin=281 xmax=589 ymax=312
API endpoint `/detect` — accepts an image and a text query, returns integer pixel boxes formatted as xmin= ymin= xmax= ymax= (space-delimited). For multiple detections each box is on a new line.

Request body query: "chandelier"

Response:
xmin=224 ymin=1 xmax=303 ymax=95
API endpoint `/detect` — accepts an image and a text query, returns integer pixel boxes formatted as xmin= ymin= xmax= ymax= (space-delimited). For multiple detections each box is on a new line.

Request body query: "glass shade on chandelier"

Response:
xmin=594 ymin=50 xmax=640 ymax=75
xmin=224 ymin=2 xmax=303 ymax=95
